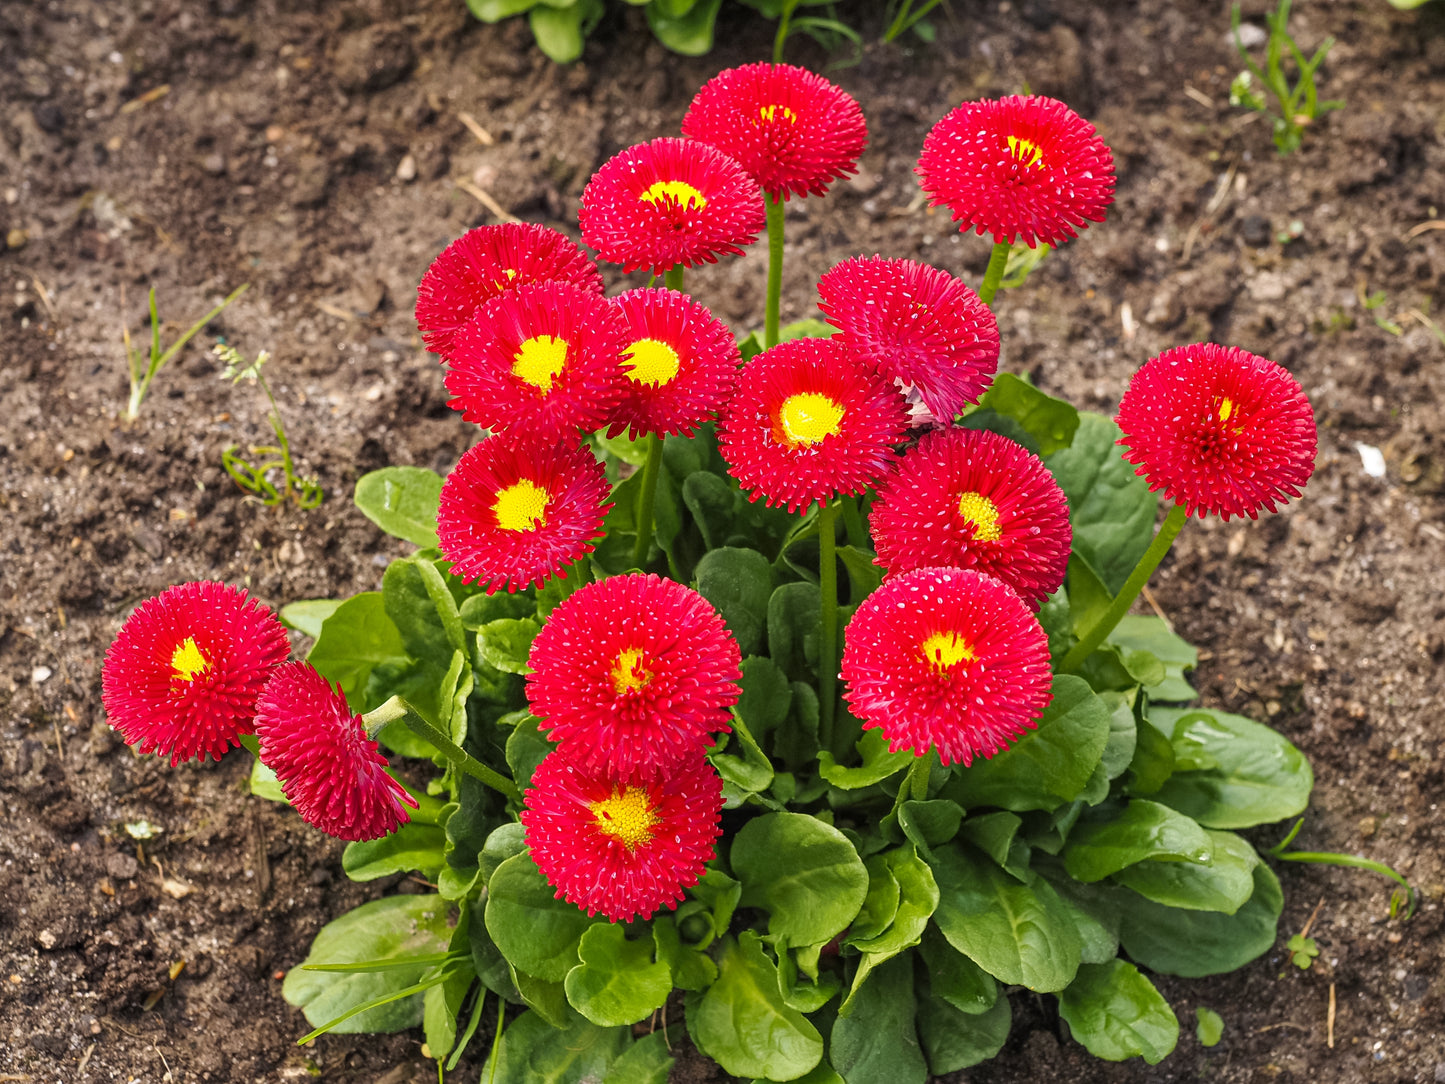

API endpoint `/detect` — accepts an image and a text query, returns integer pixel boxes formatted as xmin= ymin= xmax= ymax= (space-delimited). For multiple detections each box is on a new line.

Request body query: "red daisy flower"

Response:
xmin=437 ymin=434 xmax=611 ymax=594
xmin=415 ymin=223 xmax=604 ymax=359
xmin=869 ymin=427 xmax=1072 ymax=608
xmin=605 ymin=288 xmax=740 ymax=440
xmin=444 ymin=281 xmax=627 ymax=438
xmin=717 ymin=336 xmax=907 ymax=514
xmin=1116 ymin=343 xmax=1317 ymax=520
xmin=526 ymin=573 xmax=742 ymax=781
xmin=841 ymin=566 xmax=1053 ymax=767
xmin=101 ymin=581 xmax=291 ymax=765
xmin=520 ymin=747 xmax=723 ymax=922
xmin=817 ymin=256 xmax=1000 ymax=423
xmin=681 ymin=62 xmax=868 ymax=200
xmin=579 ymin=137 xmax=765 ymax=275
xmin=916 ymin=95 xmax=1115 ymax=248
xmin=253 ymin=662 xmax=418 ymax=842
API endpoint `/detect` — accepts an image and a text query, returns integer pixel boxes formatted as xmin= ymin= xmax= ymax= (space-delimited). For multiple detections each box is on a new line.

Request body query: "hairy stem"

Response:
xmin=817 ymin=500 xmax=840 ymax=754
xmin=976 ymin=240 xmax=1013 ymax=307
xmin=363 ymin=696 xmax=521 ymax=804
xmin=631 ymin=432 xmax=663 ymax=569
xmin=765 ymin=193 xmax=786 ymax=349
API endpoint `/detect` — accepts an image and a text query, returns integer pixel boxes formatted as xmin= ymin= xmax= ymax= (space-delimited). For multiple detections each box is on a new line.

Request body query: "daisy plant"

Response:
xmin=102 ymin=75 xmax=1408 ymax=1083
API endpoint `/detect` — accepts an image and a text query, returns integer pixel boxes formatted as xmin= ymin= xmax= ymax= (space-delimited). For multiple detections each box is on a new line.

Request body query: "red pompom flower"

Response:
xmin=605 ymin=288 xmax=740 ymax=440
xmin=526 ymin=574 xmax=742 ymax=781
xmin=1116 ymin=343 xmax=1317 ymax=520
xmin=681 ymin=62 xmax=868 ymax=200
xmin=916 ymin=95 xmax=1115 ymax=248
xmin=579 ymin=137 xmax=765 ymax=275
xmin=415 ymin=223 xmax=603 ymax=359
xmin=444 ymin=281 xmax=627 ymax=438
xmin=253 ymin=662 xmax=417 ymax=842
xmin=101 ymin=581 xmax=291 ymax=765
xmin=718 ymin=336 xmax=907 ymax=514
xmin=841 ymin=567 xmax=1053 ymax=767
xmin=520 ymin=747 xmax=723 ymax=922
xmin=869 ymin=427 xmax=1072 ymax=608
xmin=437 ymin=434 xmax=611 ymax=594
xmin=817 ymin=256 xmax=1000 ymax=424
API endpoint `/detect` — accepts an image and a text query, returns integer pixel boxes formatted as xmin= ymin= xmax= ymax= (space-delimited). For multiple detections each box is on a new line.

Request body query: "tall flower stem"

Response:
xmin=817 ymin=499 xmax=840 ymax=754
xmin=363 ymin=695 xmax=521 ymax=804
xmin=1059 ymin=503 xmax=1189 ymax=673
xmin=976 ymin=239 xmax=1013 ymax=307
xmin=764 ymin=193 xmax=786 ymax=349
xmin=664 ymin=265 xmax=686 ymax=293
xmin=907 ymin=751 xmax=934 ymax=802
xmin=631 ymin=432 xmax=663 ymax=569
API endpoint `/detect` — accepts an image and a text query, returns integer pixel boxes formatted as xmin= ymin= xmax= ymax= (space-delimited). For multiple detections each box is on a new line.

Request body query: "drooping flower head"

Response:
xmin=818 ymin=256 xmax=1000 ymax=424
xmin=842 ymin=567 xmax=1053 ymax=767
xmin=521 ymin=747 xmax=723 ymax=922
xmin=253 ymin=662 xmax=417 ymax=842
xmin=681 ymin=62 xmax=868 ymax=200
xmin=438 ymin=434 xmax=611 ymax=594
xmin=444 ymin=281 xmax=627 ymax=437
xmin=526 ymin=574 xmax=742 ymax=781
xmin=415 ymin=223 xmax=604 ymax=358
xmin=101 ymin=581 xmax=291 ymax=765
xmin=1116 ymin=343 xmax=1317 ymax=520
xmin=605 ymin=288 xmax=740 ymax=440
xmin=579 ymin=137 xmax=765 ymax=275
xmin=916 ymin=95 xmax=1115 ymax=248
xmin=869 ymin=427 xmax=1072 ymax=608
xmin=718 ymin=336 xmax=907 ymax=514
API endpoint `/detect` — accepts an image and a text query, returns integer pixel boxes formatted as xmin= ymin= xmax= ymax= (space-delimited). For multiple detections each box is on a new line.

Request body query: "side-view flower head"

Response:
xmin=681 ymin=62 xmax=868 ymax=200
xmin=101 ymin=580 xmax=292 ymax=765
xmin=1116 ymin=342 xmax=1317 ymax=520
xmin=916 ymin=94 xmax=1115 ymax=248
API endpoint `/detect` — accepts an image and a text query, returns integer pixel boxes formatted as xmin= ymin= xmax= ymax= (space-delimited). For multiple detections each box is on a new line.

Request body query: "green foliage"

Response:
xmin=1230 ymin=0 xmax=1344 ymax=155
xmin=216 ymin=344 xmax=322 ymax=509
xmin=353 ymin=467 xmax=444 ymax=549
xmin=122 ymin=282 xmax=247 ymax=421
xmin=1058 ymin=959 xmax=1179 ymax=1064
xmin=1286 ymin=932 xmax=1319 ymax=969
xmin=1195 ymin=1006 xmax=1224 ymax=1047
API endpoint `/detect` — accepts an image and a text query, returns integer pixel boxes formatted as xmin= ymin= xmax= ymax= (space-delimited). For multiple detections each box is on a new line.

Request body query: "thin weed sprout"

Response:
xmin=216 ymin=343 xmax=323 ymax=510
xmin=122 ymin=282 xmax=249 ymax=422
xmin=1229 ymin=0 xmax=1343 ymax=155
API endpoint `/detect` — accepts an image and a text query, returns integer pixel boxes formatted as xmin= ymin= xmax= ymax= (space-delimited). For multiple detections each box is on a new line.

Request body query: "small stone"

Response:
xmin=6 ymin=228 xmax=27 ymax=250
xmin=33 ymin=103 xmax=64 ymax=133
xmin=1240 ymin=214 xmax=1271 ymax=247
xmin=36 ymin=930 xmax=57 ymax=950
xmin=394 ymin=154 xmax=417 ymax=182
xmin=201 ymin=153 xmax=227 ymax=175
xmin=1231 ymin=23 xmax=1268 ymax=49
xmin=1248 ymin=271 xmax=1287 ymax=302
xmin=105 ymin=852 xmax=139 ymax=880
xmin=31 ymin=666 xmax=51 ymax=684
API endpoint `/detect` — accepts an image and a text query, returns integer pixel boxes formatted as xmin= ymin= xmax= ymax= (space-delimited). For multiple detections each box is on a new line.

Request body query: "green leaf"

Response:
xmin=896 ymin=800 xmax=963 ymax=855
xmin=279 ymin=598 xmax=341 ymax=639
xmin=602 ymin=1031 xmax=673 ymax=1084
xmin=712 ymin=712 xmax=775 ymax=802
xmin=528 ymin=0 xmax=603 ymax=62
xmin=919 ymin=925 xmax=997 ymax=1015
xmin=1149 ymin=708 xmax=1313 ymax=828
xmin=817 ymin=728 xmax=912 ymax=790
xmin=1059 ymin=959 xmax=1179 ymax=1065
xmin=564 ymin=923 xmax=671 ymax=1027
xmin=354 ymin=466 xmax=443 ymax=548
xmin=652 ymin=916 xmax=717 ymax=992
xmin=1046 ymin=412 xmax=1159 ymax=594
xmin=423 ymin=948 xmax=475 ymax=1062
xmin=383 ymin=557 xmax=459 ymax=662
xmin=778 ymin=318 xmax=835 ymax=341
xmin=645 ymin=0 xmax=722 ymax=54
xmin=976 ymin=372 xmax=1080 ymax=456
xmin=847 ymin=845 xmax=938 ymax=958
xmin=1119 ymin=863 xmax=1284 ymax=977
xmin=732 ymin=813 xmax=868 ymax=948
xmin=283 ymin=895 xmax=451 ymax=1032
xmin=1108 ymin=615 xmax=1198 ymax=702
xmin=695 ymin=547 xmax=772 ymax=656
xmin=1062 ymin=799 xmax=1214 ymax=882
xmin=246 ymin=739 xmax=288 ymax=804
xmin=734 ymin=656 xmax=792 ymax=749
xmin=682 ymin=471 xmax=737 ymax=550
xmin=481 ymin=1009 xmax=630 ymax=1084
xmin=459 ymin=591 xmax=535 ymax=630
xmin=1036 ymin=864 xmax=1122 ymax=965
xmin=1195 ymin=1007 xmax=1224 ymax=1047
xmin=307 ymin=592 xmax=406 ymax=707
xmin=944 ymin=675 xmax=1111 ymax=812
xmin=767 ymin=582 xmax=820 ymax=681
xmin=477 ymin=617 xmax=540 ymax=675
xmin=836 ymin=543 xmax=883 ymax=603
xmin=467 ymin=0 xmax=540 ymax=20
xmin=737 ymin=330 xmax=764 ymax=363
xmin=847 ymin=854 xmax=900 ymax=944
xmin=504 ymin=713 xmax=553 ymax=792
xmin=916 ymin=989 xmax=1011 ymax=1073
xmin=1114 ymin=829 xmax=1260 ymax=913
xmin=830 ymin=955 xmax=926 ymax=1084
xmin=1125 ymin=707 xmax=1177 ymax=795
xmin=929 ymin=844 xmax=1082 ymax=992
xmin=510 ymin=967 xmax=573 ymax=1030
xmin=596 ymin=429 xmax=651 ymax=467
xmin=686 ymin=932 xmax=823 ymax=1081
xmin=1099 ymin=691 xmax=1138 ymax=779
xmin=486 ymin=852 xmax=599 ymax=982
xmin=342 ymin=822 xmax=447 ymax=882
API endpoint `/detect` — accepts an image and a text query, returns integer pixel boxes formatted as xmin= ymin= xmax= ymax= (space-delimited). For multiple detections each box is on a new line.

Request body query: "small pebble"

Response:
xmin=395 ymin=154 xmax=417 ymax=182
xmin=202 ymin=153 xmax=227 ymax=175
xmin=31 ymin=666 xmax=51 ymax=684
xmin=6 ymin=228 xmax=27 ymax=250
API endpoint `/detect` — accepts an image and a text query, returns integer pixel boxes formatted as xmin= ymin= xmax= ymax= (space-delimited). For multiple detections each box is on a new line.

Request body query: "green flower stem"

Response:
xmin=1059 ymin=503 xmax=1190 ymax=674
xmin=363 ymin=695 xmax=521 ymax=805
xmin=664 ymin=265 xmax=686 ymax=293
xmin=817 ymin=499 xmax=840 ymax=755
xmin=841 ymin=495 xmax=868 ymax=551
xmin=976 ymin=239 xmax=1013 ymax=307
xmin=907 ymin=752 xmax=933 ymax=802
xmin=630 ymin=432 xmax=663 ymax=568
xmin=764 ymin=193 xmax=786 ymax=349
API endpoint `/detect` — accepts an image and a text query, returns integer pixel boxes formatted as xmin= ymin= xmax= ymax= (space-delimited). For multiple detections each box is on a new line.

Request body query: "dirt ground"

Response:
xmin=1 ymin=0 xmax=1442 ymax=1081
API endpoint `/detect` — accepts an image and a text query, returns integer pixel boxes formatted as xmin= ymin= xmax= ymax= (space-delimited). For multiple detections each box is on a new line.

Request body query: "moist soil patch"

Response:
xmin=2 ymin=0 xmax=1442 ymax=1081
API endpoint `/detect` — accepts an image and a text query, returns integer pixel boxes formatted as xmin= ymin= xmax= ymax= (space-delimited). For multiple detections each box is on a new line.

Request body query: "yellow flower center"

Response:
xmin=492 ymin=267 xmax=519 ymax=290
xmin=610 ymin=647 xmax=653 ymax=695
xmin=493 ymin=479 xmax=550 ymax=532
xmin=641 ymin=180 xmax=708 ymax=211
xmin=622 ymin=338 xmax=681 ymax=387
xmin=757 ymin=103 xmax=798 ymax=125
xmin=512 ymin=335 xmax=568 ymax=392
xmin=1217 ymin=397 xmax=1235 ymax=422
xmin=170 ymin=637 xmax=209 ymax=682
xmin=777 ymin=393 xmax=845 ymax=447
xmin=591 ymin=786 xmax=660 ymax=850
xmin=1007 ymin=135 xmax=1046 ymax=170
xmin=920 ymin=630 xmax=976 ymax=672
xmin=956 ymin=491 xmax=1003 ymax=542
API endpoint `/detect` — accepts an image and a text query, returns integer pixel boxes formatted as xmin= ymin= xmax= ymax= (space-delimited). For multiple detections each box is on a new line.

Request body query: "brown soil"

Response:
xmin=2 ymin=0 xmax=1442 ymax=1081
